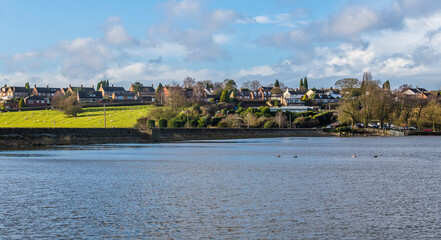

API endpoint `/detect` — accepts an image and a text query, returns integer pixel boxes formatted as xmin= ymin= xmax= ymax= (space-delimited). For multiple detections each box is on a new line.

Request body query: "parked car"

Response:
xmin=409 ymin=126 xmax=417 ymax=131
xmin=422 ymin=128 xmax=433 ymax=132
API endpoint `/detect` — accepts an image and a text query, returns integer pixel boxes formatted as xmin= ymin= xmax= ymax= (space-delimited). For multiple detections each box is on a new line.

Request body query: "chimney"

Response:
xmin=47 ymin=85 xmax=49 ymax=88
xmin=92 ymin=85 xmax=94 ymax=89
xmin=112 ymin=84 xmax=114 ymax=87
xmin=152 ymin=84 xmax=153 ymax=87
xmin=34 ymin=84 xmax=36 ymax=88
xmin=69 ymin=84 xmax=71 ymax=88
xmin=81 ymin=84 xmax=83 ymax=88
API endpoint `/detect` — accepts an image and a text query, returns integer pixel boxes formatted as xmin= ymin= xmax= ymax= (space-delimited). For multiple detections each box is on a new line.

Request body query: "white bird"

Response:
xmin=352 ymin=155 xmax=357 ymax=158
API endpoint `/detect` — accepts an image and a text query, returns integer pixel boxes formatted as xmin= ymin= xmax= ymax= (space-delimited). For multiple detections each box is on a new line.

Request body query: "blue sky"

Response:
xmin=1 ymin=0 xmax=441 ymax=89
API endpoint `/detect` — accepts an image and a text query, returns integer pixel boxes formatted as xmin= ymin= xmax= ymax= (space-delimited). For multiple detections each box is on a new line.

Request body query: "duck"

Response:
xmin=293 ymin=155 xmax=298 ymax=158
xmin=276 ymin=155 xmax=281 ymax=158
xmin=373 ymin=155 xmax=378 ymax=158
xmin=352 ymin=155 xmax=357 ymax=158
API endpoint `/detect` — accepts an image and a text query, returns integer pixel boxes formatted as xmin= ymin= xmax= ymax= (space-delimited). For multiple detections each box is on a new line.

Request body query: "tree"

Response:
xmin=220 ymin=89 xmax=230 ymax=102
xmin=24 ymin=82 xmax=31 ymax=95
xmin=303 ymin=77 xmax=308 ymax=90
xmin=131 ymin=82 xmax=143 ymax=94
xmin=251 ymin=80 xmax=261 ymax=91
xmin=382 ymin=80 xmax=390 ymax=90
xmin=359 ymin=80 xmax=381 ymax=128
xmin=18 ymin=98 xmax=25 ymax=108
xmin=335 ymin=78 xmax=361 ymax=128
xmin=300 ymin=78 xmax=304 ymax=89
xmin=423 ymin=99 xmax=441 ymax=130
xmin=274 ymin=79 xmax=280 ymax=87
xmin=62 ymin=95 xmax=82 ymax=117
xmin=183 ymin=76 xmax=196 ymax=88
xmin=97 ymin=80 xmax=110 ymax=91
xmin=165 ymin=87 xmax=189 ymax=109
xmin=374 ymin=90 xmax=393 ymax=129
xmin=155 ymin=83 xmax=164 ymax=105
xmin=224 ymin=79 xmax=237 ymax=91
xmin=191 ymin=81 xmax=207 ymax=103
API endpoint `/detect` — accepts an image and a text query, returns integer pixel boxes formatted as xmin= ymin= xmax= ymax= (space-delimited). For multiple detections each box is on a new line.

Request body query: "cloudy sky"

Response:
xmin=1 ymin=0 xmax=441 ymax=89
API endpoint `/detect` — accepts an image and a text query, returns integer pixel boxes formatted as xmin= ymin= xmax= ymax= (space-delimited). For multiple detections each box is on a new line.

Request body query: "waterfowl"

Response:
xmin=276 ymin=155 xmax=281 ymax=158
xmin=293 ymin=155 xmax=298 ymax=158
xmin=373 ymin=155 xmax=378 ymax=158
xmin=352 ymin=155 xmax=357 ymax=158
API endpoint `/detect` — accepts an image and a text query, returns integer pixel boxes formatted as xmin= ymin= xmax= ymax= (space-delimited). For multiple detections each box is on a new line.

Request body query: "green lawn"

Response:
xmin=0 ymin=105 xmax=153 ymax=128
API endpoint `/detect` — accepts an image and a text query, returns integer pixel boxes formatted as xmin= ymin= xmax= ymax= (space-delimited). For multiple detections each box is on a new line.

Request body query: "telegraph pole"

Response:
xmin=104 ymin=104 xmax=106 ymax=128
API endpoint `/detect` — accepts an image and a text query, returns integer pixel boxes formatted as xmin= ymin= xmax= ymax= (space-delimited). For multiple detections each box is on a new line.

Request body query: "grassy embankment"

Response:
xmin=0 ymin=105 xmax=153 ymax=128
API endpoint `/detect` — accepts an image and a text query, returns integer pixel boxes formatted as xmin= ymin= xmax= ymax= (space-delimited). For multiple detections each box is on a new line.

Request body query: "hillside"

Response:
xmin=0 ymin=105 xmax=153 ymax=128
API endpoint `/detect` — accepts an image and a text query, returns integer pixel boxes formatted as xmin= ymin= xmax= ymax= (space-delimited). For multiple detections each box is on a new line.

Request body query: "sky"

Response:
xmin=1 ymin=0 xmax=441 ymax=90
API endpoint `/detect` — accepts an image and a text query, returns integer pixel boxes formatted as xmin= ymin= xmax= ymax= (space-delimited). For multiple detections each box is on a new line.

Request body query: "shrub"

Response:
xmin=217 ymin=121 xmax=231 ymax=128
xmin=238 ymin=102 xmax=243 ymax=108
xmin=18 ymin=98 xmax=25 ymax=108
xmin=158 ymin=119 xmax=168 ymax=128
xmin=198 ymin=117 xmax=209 ymax=128
xmin=210 ymin=117 xmax=222 ymax=126
xmin=169 ymin=120 xmax=184 ymax=128
xmin=264 ymin=120 xmax=278 ymax=128
xmin=147 ymin=120 xmax=155 ymax=128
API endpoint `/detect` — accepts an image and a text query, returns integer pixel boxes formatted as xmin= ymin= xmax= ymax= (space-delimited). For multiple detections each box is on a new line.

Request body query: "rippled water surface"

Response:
xmin=1 ymin=137 xmax=441 ymax=239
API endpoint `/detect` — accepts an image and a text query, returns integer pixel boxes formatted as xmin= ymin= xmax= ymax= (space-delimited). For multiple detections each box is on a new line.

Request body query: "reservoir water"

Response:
xmin=1 ymin=136 xmax=441 ymax=239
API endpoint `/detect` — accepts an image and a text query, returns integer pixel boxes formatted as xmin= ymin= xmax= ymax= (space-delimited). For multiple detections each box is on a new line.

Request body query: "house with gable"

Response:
xmin=283 ymin=89 xmax=304 ymax=105
xmin=32 ymin=85 xmax=58 ymax=98
xmin=99 ymin=85 xmax=125 ymax=99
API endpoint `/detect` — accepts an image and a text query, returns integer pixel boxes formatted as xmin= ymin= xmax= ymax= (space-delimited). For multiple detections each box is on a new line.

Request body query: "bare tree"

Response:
xmin=183 ymin=77 xmax=195 ymax=88
xmin=166 ymin=87 xmax=190 ymax=109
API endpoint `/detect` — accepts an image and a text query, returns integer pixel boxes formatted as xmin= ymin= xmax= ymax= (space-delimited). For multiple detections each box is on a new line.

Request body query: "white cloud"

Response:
xmin=238 ymin=65 xmax=276 ymax=77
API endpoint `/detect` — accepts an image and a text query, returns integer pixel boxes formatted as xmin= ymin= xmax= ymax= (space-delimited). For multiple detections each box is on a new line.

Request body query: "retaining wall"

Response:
xmin=146 ymin=128 xmax=329 ymax=142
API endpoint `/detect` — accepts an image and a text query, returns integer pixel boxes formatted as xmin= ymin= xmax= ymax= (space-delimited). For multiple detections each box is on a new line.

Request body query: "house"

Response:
xmin=77 ymin=90 xmax=103 ymax=103
xmin=24 ymin=95 xmax=50 ymax=106
xmin=233 ymin=89 xmax=253 ymax=101
xmin=67 ymin=84 xmax=95 ymax=94
xmin=5 ymin=86 xmax=30 ymax=100
xmin=258 ymin=87 xmax=272 ymax=100
xmin=204 ymin=89 xmax=220 ymax=102
xmin=306 ymin=88 xmax=341 ymax=103
xmin=403 ymin=87 xmax=427 ymax=96
xmin=313 ymin=94 xmax=337 ymax=104
xmin=129 ymin=84 xmax=156 ymax=102
xmin=112 ymin=91 xmax=137 ymax=101
xmin=283 ymin=89 xmax=304 ymax=105
xmin=0 ymin=86 xmax=10 ymax=99
xmin=32 ymin=85 xmax=58 ymax=98
xmin=99 ymin=85 xmax=125 ymax=98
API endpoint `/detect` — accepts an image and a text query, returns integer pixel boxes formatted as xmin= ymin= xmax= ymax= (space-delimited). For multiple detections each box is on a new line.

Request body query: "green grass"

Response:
xmin=0 ymin=105 xmax=153 ymax=128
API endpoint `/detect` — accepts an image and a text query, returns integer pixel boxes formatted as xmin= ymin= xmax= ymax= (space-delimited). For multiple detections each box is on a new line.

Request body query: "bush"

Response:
xmin=264 ymin=120 xmax=278 ymax=128
xmin=238 ymin=102 xmax=243 ymax=108
xmin=18 ymin=98 xmax=25 ymax=108
xmin=198 ymin=117 xmax=209 ymax=128
xmin=210 ymin=117 xmax=222 ymax=126
xmin=217 ymin=121 xmax=231 ymax=128
xmin=158 ymin=119 xmax=168 ymax=128
xmin=293 ymin=116 xmax=319 ymax=128
xmin=169 ymin=120 xmax=184 ymax=128
xmin=147 ymin=120 xmax=155 ymax=128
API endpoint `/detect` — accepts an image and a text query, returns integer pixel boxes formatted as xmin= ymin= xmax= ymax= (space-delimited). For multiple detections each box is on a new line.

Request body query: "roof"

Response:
xmin=113 ymin=91 xmax=136 ymax=96
xmin=34 ymin=87 xmax=58 ymax=93
xmin=9 ymin=87 xmax=28 ymax=93
xmin=25 ymin=95 xmax=49 ymax=100
xmin=70 ymin=87 xmax=95 ymax=92
xmin=138 ymin=86 xmax=155 ymax=94
xmin=77 ymin=90 xmax=103 ymax=99
xmin=102 ymin=86 xmax=125 ymax=92
xmin=287 ymin=90 xmax=303 ymax=95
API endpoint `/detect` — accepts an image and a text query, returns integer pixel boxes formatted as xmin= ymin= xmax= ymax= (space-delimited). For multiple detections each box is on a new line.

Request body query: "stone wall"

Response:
xmin=0 ymin=128 xmax=150 ymax=149
xmin=147 ymin=128 xmax=329 ymax=142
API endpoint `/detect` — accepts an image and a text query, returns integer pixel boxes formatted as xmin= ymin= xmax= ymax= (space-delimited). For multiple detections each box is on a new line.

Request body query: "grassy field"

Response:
xmin=0 ymin=105 xmax=153 ymax=128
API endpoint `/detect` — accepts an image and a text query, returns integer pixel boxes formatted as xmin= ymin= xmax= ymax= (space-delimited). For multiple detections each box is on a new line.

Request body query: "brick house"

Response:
xmin=24 ymin=95 xmax=50 ymax=106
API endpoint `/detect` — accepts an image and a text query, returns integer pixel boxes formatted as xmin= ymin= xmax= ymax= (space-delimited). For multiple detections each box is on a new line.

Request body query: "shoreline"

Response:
xmin=0 ymin=127 xmax=438 ymax=150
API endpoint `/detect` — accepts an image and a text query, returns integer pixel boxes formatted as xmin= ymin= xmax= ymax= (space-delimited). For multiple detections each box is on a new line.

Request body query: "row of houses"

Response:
xmin=0 ymin=83 xmax=157 ymax=107
xmin=234 ymin=87 xmax=342 ymax=105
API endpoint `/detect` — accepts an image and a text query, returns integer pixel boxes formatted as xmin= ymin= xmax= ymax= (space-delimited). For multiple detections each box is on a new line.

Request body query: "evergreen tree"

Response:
xmin=24 ymin=82 xmax=31 ymax=94
xmin=304 ymin=77 xmax=309 ymax=90
xmin=274 ymin=79 xmax=280 ymax=87
xmin=300 ymin=78 xmax=304 ymax=89
xmin=382 ymin=80 xmax=390 ymax=90
xmin=220 ymin=89 xmax=230 ymax=102
xmin=18 ymin=98 xmax=25 ymax=108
